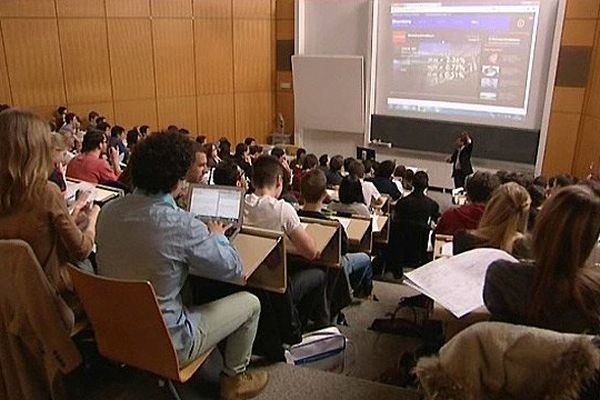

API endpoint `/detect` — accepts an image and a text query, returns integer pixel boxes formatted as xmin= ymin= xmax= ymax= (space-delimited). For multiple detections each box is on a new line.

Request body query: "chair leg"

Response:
xmin=167 ymin=380 xmax=183 ymax=400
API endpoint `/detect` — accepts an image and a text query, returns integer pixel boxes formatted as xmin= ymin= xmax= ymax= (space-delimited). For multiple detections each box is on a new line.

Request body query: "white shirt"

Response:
xmin=361 ymin=180 xmax=381 ymax=207
xmin=244 ymin=193 xmax=301 ymax=237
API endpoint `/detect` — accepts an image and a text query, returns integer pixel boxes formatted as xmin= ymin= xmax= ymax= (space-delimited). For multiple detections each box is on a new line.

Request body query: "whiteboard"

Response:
xmin=292 ymin=55 xmax=364 ymax=133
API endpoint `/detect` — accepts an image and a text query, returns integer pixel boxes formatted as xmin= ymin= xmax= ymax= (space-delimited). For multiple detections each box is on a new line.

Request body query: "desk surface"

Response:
xmin=232 ymin=233 xmax=280 ymax=280
xmin=288 ymin=222 xmax=338 ymax=256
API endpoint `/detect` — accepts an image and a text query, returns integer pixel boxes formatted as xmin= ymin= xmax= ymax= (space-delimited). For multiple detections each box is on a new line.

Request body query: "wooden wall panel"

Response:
xmin=2 ymin=19 xmax=66 ymax=107
xmin=0 ymin=32 xmax=12 ymax=104
xmin=108 ymin=19 xmax=155 ymax=101
xmin=573 ymin=116 xmax=600 ymax=175
xmin=195 ymin=19 xmax=233 ymax=95
xmin=69 ymin=102 xmax=114 ymax=125
xmin=56 ymin=0 xmax=105 ymax=17
xmin=551 ymin=87 xmax=586 ymax=114
xmin=194 ymin=0 xmax=231 ymax=18
xmin=158 ymin=96 xmax=197 ymax=132
xmin=153 ymin=19 xmax=195 ymax=98
xmin=542 ymin=112 xmax=581 ymax=176
xmin=197 ymin=94 xmax=235 ymax=140
xmin=234 ymin=20 xmax=272 ymax=92
xmin=0 ymin=0 xmax=56 ymax=17
xmin=276 ymin=0 xmax=294 ymax=19
xmin=151 ymin=0 xmax=192 ymax=17
xmin=106 ymin=0 xmax=150 ymax=17
xmin=235 ymin=92 xmax=272 ymax=143
xmin=276 ymin=91 xmax=294 ymax=133
xmin=114 ymin=99 xmax=158 ymax=129
xmin=233 ymin=0 xmax=272 ymax=19
xmin=566 ymin=0 xmax=600 ymax=19
xmin=59 ymin=19 xmax=112 ymax=104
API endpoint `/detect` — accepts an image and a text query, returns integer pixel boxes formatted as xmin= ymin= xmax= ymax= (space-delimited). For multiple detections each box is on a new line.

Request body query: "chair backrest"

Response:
xmin=68 ymin=265 xmax=181 ymax=380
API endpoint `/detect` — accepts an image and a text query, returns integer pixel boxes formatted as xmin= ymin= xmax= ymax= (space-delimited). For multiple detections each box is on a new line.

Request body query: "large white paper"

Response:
xmin=404 ymin=248 xmax=517 ymax=318
xmin=331 ymin=216 xmax=351 ymax=232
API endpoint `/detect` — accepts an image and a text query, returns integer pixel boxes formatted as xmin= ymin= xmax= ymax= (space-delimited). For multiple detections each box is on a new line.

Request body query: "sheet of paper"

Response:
xmin=371 ymin=216 xmax=380 ymax=232
xmin=331 ymin=216 xmax=351 ymax=232
xmin=404 ymin=248 xmax=517 ymax=318
xmin=441 ymin=242 xmax=454 ymax=257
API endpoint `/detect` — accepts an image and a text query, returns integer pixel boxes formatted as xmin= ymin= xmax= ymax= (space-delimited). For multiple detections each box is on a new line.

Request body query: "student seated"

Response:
xmin=96 ymin=131 xmax=268 ymax=399
xmin=49 ymin=132 xmax=69 ymax=192
xmin=289 ymin=148 xmax=306 ymax=171
xmin=109 ymin=125 xmax=129 ymax=164
xmin=270 ymin=147 xmax=297 ymax=205
xmin=372 ymin=160 xmax=401 ymax=201
xmin=292 ymin=153 xmax=318 ymax=196
xmin=233 ymin=143 xmax=253 ymax=178
xmin=300 ymin=170 xmax=373 ymax=297
xmin=213 ymin=159 xmax=247 ymax=190
xmin=204 ymin=142 xmax=222 ymax=168
xmin=126 ymin=128 xmax=140 ymax=152
xmin=326 ymin=155 xmax=344 ymax=187
xmin=185 ymin=142 xmax=208 ymax=185
xmin=347 ymin=160 xmax=384 ymax=208
xmin=484 ymin=185 xmax=600 ymax=334
xmin=330 ymin=175 xmax=371 ymax=217
xmin=244 ymin=155 xmax=329 ymax=329
xmin=67 ymin=130 xmax=121 ymax=184
xmin=387 ymin=171 xmax=440 ymax=274
xmin=0 ymin=109 xmax=98 ymax=302
xmin=318 ymin=154 xmax=329 ymax=174
xmin=435 ymin=171 xmax=500 ymax=236
xmin=453 ymin=182 xmax=531 ymax=259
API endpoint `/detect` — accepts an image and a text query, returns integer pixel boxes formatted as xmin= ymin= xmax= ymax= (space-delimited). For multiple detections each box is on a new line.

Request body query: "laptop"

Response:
xmin=186 ymin=184 xmax=245 ymax=239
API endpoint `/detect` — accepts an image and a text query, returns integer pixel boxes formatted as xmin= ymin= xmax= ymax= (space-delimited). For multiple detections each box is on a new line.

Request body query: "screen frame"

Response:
xmin=186 ymin=184 xmax=245 ymax=227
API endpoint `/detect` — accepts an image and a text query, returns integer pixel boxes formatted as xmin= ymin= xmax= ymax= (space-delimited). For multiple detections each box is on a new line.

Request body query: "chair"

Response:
xmin=433 ymin=234 xmax=453 ymax=260
xmin=68 ymin=265 xmax=212 ymax=399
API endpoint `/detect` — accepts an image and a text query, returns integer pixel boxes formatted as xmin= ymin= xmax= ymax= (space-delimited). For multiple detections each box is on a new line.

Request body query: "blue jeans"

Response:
xmin=342 ymin=253 xmax=373 ymax=296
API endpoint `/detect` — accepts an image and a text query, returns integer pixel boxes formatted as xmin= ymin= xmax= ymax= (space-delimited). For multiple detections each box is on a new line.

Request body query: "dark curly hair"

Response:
xmin=130 ymin=131 xmax=194 ymax=194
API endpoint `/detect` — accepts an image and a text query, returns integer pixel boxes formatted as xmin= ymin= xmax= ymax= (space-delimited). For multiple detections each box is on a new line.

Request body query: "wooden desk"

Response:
xmin=232 ymin=227 xmax=286 ymax=293
xmin=287 ymin=218 xmax=342 ymax=268
xmin=333 ymin=215 xmax=372 ymax=254
xmin=373 ymin=215 xmax=390 ymax=245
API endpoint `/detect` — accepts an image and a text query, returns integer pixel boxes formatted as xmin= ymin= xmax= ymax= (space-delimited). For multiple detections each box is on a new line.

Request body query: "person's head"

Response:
xmin=343 ymin=157 xmax=357 ymax=174
xmin=527 ymin=184 xmax=546 ymax=210
xmin=319 ymin=154 xmax=329 ymax=168
xmin=130 ymin=131 xmax=194 ymax=194
xmin=549 ymin=174 xmax=577 ymax=196
xmin=96 ymin=121 xmax=111 ymax=137
xmin=185 ymin=142 xmax=208 ymax=184
xmin=301 ymin=169 xmax=328 ymax=205
xmin=64 ymin=112 xmax=79 ymax=128
xmin=249 ymin=145 xmax=263 ymax=158
xmin=203 ymin=142 xmax=218 ymax=159
xmin=393 ymin=165 xmax=406 ymax=179
xmin=0 ymin=109 xmax=53 ymax=212
xmin=213 ymin=159 xmax=244 ymax=188
xmin=413 ymin=171 xmax=429 ymax=193
xmin=456 ymin=130 xmax=469 ymax=147
xmin=82 ymin=130 xmax=107 ymax=154
xmin=302 ymin=153 xmax=318 ymax=170
xmin=235 ymin=143 xmax=249 ymax=158
xmin=196 ymin=135 xmax=207 ymax=145
xmin=244 ymin=137 xmax=256 ymax=147
xmin=167 ymin=125 xmax=178 ymax=132
xmin=271 ymin=147 xmax=285 ymax=160
xmin=339 ymin=175 xmax=365 ymax=205
xmin=465 ymin=171 xmax=500 ymax=204
xmin=252 ymin=155 xmax=285 ymax=195
xmin=219 ymin=140 xmax=231 ymax=159
xmin=403 ymin=169 xmax=415 ymax=189
xmin=347 ymin=160 xmax=365 ymax=179
xmin=528 ymin=185 xmax=600 ymax=325
xmin=363 ymin=159 xmax=376 ymax=177
xmin=50 ymin=132 xmax=69 ymax=164
xmin=330 ymin=155 xmax=344 ymax=173
xmin=533 ymin=175 xmax=547 ymax=188
xmin=88 ymin=111 xmax=99 ymax=124
xmin=296 ymin=148 xmax=307 ymax=160
xmin=375 ymin=160 xmax=396 ymax=179
xmin=111 ymin=125 xmax=125 ymax=140
xmin=56 ymin=106 xmax=68 ymax=118
xmin=0 ymin=104 xmax=10 ymax=113
xmin=139 ymin=125 xmax=150 ymax=137
xmin=179 ymin=128 xmax=190 ymax=135
xmin=127 ymin=129 xmax=140 ymax=149
xmin=475 ymin=182 xmax=531 ymax=252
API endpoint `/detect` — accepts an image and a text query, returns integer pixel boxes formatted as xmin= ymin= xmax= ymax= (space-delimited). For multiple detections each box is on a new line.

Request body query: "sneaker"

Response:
xmin=221 ymin=370 xmax=269 ymax=400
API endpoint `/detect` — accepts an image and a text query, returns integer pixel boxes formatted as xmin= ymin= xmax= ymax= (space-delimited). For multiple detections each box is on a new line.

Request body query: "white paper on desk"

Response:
xmin=404 ymin=248 xmax=517 ymax=318
xmin=371 ymin=216 xmax=380 ymax=233
xmin=331 ymin=216 xmax=351 ymax=232
xmin=441 ymin=242 xmax=453 ymax=257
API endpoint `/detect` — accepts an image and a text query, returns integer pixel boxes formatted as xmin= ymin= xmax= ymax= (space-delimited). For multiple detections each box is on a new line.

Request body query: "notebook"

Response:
xmin=186 ymin=184 xmax=245 ymax=239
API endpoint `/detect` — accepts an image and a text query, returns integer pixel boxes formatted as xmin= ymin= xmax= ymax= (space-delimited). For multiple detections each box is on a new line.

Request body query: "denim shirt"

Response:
xmin=96 ymin=190 xmax=243 ymax=363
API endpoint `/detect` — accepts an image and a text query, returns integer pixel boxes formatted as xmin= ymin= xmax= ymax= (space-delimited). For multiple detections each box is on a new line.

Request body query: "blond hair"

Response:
xmin=470 ymin=182 xmax=531 ymax=252
xmin=0 ymin=109 xmax=53 ymax=213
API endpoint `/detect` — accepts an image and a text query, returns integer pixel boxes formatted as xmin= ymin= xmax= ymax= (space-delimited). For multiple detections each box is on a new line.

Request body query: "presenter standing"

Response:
xmin=447 ymin=131 xmax=473 ymax=188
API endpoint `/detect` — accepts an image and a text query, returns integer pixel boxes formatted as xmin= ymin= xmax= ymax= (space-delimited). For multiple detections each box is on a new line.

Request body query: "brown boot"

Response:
xmin=220 ymin=370 xmax=269 ymax=400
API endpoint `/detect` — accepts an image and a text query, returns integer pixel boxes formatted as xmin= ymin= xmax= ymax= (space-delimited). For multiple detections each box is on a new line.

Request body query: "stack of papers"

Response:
xmin=404 ymin=248 xmax=517 ymax=318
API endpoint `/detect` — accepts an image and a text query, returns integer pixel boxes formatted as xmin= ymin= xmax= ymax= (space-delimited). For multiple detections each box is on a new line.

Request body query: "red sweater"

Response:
xmin=435 ymin=203 xmax=485 ymax=236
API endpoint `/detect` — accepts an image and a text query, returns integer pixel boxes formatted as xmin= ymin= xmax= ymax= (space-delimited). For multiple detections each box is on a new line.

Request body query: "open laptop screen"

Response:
xmin=188 ymin=185 xmax=243 ymax=224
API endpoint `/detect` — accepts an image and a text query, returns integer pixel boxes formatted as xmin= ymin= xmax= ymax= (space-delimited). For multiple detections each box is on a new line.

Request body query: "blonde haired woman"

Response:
xmin=0 ymin=109 xmax=99 ymax=297
xmin=453 ymin=182 xmax=531 ymax=258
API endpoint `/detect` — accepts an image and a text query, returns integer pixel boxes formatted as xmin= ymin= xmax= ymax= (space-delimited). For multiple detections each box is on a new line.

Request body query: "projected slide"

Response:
xmin=375 ymin=0 xmax=554 ymax=129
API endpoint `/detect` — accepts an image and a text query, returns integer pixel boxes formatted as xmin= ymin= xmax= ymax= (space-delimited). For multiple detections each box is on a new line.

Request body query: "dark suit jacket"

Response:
xmin=450 ymin=141 xmax=474 ymax=176
xmin=372 ymin=176 xmax=402 ymax=201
